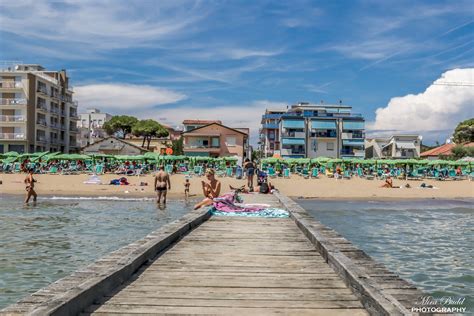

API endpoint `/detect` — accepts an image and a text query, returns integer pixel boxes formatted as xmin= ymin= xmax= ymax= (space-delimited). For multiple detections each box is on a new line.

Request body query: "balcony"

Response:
xmin=0 ymin=81 xmax=23 ymax=89
xmin=37 ymin=86 xmax=48 ymax=95
xmin=281 ymin=148 xmax=305 ymax=156
xmin=281 ymin=131 xmax=305 ymax=138
xmin=36 ymin=103 xmax=48 ymax=112
xmin=69 ymin=112 xmax=79 ymax=119
xmin=262 ymin=114 xmax=283 ymax=120
xmin=50 ymin=107 xmax=60 ymax=115
xmin=0 ymin=132 xmax=26 ymax=140
xmin=69 ymin=126 xmax=79 ymax=132
xmin=60 ymin=124 xmax=67 ymax=130
xmin=36 ymin=135 xmax=48 ymax=142
xmin=51 ymin=91 xmax=60 ymax=99
xmin=312 ymin=130 xmax=337 ymax=138
xmin=0 ymin=98 xmax=27 ymax=106
xmin=0 ymin=115 xmax=26 ymax=123
xmin=61 ymin=110 xmax=66 ymax=116
xmin=36 ymin=119 xmax=48 ymax=127
xmin=342 ymin=132 xmax=363 ymax=139
xmin=50 ymin=122 xmax=60 ymax=129
xmin=262 ymin=123 xmax=279 ymax=129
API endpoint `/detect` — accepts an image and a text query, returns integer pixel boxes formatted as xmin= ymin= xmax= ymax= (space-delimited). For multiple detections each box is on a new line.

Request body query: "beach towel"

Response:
xmin=83 ymin=175 xmax=102 ymax=185
xmin=211 ymin=192 xmax=289 ymax=218
xmin=213 ymin=192 xmax=263 ymax=212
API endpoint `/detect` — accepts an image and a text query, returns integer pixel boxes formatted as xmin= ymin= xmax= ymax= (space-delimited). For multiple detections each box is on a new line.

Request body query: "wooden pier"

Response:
xmin=1 ymin=194 xmax=427 ymax=316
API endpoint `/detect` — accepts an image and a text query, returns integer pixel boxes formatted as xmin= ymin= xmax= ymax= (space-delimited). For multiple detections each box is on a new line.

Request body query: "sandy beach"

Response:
xmin=0 ymin=173 xmax=472 ymax=200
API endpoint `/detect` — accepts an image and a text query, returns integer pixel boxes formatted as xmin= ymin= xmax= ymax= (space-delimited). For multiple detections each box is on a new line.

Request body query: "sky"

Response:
xmin=0 ymin=0 xmax=473 ymax=145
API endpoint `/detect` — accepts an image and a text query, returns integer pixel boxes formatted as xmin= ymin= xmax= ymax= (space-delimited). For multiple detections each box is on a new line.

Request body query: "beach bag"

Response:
xmin=259 ymin=182 xmax=269 ymax=194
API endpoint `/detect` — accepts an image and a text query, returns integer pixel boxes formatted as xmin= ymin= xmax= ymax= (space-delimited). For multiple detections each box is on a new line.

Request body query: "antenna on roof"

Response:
xmin=339 ymin=100 xmax=342 ymax=104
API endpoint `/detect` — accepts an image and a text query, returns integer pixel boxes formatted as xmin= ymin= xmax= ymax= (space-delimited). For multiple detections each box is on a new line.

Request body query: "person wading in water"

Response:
xmin=154 ymin=165 xmax=171 ymax=204
xmin=24 ymin=168 xmax=38 ymax=204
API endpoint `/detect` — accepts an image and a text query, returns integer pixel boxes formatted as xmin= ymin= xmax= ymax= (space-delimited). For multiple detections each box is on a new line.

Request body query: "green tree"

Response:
xmin=453 ymin=118 xmax=474 ymax=144
xmin=451 ymin=145 xmax=467 ymax=159
xmin=103 ymin=115 xmax=138 ymax=139
xmin=171 ymin=137 xmax=184 ymax=155
xmin=132 ymin=119 xmax=169 ymax=150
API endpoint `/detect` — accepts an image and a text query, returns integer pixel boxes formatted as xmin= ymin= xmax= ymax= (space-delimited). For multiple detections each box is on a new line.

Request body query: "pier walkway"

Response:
xmin=86 ymin=195 xmax=367 ymax=315
xmin=2 ymin=193 xmax=426 ymax=315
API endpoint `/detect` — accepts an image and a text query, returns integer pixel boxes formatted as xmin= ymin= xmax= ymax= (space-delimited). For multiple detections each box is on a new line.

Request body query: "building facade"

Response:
xmin=365 ymin=135 xmax=421 ymax=159
xmin=81 ymin=136 xmax=148 ymax=155
xmin=182 ymin=122 xmax=249 ymax=158
xmin=260 ymin=102 xmax=365 ymax=159
xmin=0 ymin=64 xmax=79 ymax=154
xmin=259 ymin=109 xmax=285 ymax=157
xmin=78 ymin=108 xmax=112 ymax=147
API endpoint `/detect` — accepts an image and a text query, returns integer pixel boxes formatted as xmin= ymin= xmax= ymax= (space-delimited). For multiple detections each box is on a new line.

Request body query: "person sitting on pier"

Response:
xmin=194 ymin=169 xmax=221 ymax=210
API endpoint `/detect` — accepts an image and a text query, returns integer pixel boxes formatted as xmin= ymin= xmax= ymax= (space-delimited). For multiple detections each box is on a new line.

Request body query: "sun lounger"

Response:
xmin=311 ymin=168 xmax=319 ymax=178
xmin=343 ymin=170 xmax=351 ymax=179
xmin=283 ymin=168 xmax=290 ymax=178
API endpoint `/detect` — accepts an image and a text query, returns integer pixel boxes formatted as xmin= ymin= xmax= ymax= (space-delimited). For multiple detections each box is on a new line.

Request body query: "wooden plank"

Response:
xmin=96 ymin=298 xmax=365 ymax=309
xmin=85 ymin=305 xmax=369 ymax=316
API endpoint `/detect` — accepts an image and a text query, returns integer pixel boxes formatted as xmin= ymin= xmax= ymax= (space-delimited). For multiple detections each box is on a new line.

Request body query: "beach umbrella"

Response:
xmin=4 ymin=151 xmax=19 ymax=157
xmin=328 ymin=158 xmax=343 ymax=164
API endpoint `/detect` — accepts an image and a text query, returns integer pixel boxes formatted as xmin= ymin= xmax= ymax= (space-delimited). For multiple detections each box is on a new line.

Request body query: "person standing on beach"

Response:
xmin=154 ymin=165 xmax=171 ymax=204
xmin=24 ymin=168 xmax=37 ymax=204
xmin=184 ymin=178 xmax=190 ymax=198
xmin=244 ymin=158 xmax=255 ymax=191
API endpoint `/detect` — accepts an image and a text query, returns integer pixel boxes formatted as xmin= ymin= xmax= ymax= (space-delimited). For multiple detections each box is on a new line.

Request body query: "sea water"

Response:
xmin=0 ymin=195 xmax=193 ymax=309
xmin=297 ymin=199 xmax=473 ymax=310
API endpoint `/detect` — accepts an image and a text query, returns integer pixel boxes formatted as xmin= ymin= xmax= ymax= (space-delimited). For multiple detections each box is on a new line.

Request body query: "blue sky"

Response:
xmin=1 ymin=0 xmax=473 ymax=145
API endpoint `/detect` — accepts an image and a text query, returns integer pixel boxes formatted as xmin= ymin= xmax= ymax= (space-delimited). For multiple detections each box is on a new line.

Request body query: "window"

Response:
xmin=327 ymin=142 xmax=334 ymax=151
xmin=211 ymin=137 xmax=219 ymax=148
xmin=226 ymin=136 xmax=236 ymax=146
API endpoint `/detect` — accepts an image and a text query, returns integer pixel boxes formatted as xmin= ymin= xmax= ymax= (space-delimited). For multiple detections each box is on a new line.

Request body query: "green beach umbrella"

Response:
xmin=4 ymin=151 xmax=19 ymax=157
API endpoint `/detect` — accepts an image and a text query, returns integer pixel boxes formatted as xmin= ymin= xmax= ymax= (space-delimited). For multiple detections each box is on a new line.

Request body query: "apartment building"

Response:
xmin=0 ymin=63 xmax=79 ymax=154
xmin=260 ymin=102 xmax=365 ymax=159
xmin=259 ymin=109 xmax=286 ymax=158
xmin=365 ymin=135 xmax=422 ymax=159
xmin=78 ymin=108 xmax=112 ymax=147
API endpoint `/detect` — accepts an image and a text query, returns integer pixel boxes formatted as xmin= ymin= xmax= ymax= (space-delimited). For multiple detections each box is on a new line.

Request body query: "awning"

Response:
xmin=282 ymin=138 xmax=305 ymax=145
xmin=343 ymin=140 xmax=364 ymax=146
xmin=311 ymin=120 xmax=336 ymax=129
xmin=343 ymin=121 xmax=365 ymax=130
xmin=282 ymin=120 xmax=305 ymax=129
xmin=396 ymin=141 xmax=416 ymax=149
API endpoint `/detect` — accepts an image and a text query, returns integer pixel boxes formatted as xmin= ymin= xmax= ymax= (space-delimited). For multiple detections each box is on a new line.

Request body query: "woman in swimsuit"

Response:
xmin=24 ymin=168 xmax=38 ymax=203
xmin=194 ymin=169 xmax=221 ymax=210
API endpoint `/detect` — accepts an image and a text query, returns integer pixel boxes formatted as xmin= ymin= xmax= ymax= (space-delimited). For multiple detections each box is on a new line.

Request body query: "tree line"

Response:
xmin=102 ymin=115 xmax=176 ymax=151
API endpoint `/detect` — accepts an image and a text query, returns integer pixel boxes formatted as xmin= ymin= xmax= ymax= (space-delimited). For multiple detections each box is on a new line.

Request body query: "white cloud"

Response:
xmin=369 ymin=68 xmax=474 ymax=134
xmin=75 ymin=83 xmax=186 ymax=110
xmin=0 ymin=0 xmax=207 ymax=50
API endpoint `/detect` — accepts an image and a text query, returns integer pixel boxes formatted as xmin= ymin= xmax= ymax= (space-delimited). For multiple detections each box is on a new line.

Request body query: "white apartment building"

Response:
xmin=0 ymin=63 xmax=79 ymax=154
xmin=78 ymin=108 xmax=112 ymax=147
xmin=365 ymin=135 xmax=422 ymax=159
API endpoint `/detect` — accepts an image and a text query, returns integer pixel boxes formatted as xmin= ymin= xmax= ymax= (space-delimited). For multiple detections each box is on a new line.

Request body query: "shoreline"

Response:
xmin=1 ymin=173 xmax=473 ymax=200
xmin=2 ymin=192 xmax=473 ymax=203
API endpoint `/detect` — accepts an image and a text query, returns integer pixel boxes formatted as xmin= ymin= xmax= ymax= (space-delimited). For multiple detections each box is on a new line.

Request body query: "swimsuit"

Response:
xmin=156 ymin=186 xmax=167 ymax=192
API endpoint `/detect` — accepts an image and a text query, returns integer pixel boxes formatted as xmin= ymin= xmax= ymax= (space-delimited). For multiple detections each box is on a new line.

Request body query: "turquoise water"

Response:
xmin=0 ymin=196 xmax=193 ymax=309
xmin=297 ymin=199 xmax=473 ymax=310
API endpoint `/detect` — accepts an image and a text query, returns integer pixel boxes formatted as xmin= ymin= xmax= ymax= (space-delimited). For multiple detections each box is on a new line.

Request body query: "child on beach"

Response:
xmin=184 ymin=178 xmax=190 ymax=198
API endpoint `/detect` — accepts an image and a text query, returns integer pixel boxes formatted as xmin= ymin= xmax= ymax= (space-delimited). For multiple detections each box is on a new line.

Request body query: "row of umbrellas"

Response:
xmin=0 ymin=151 xmax=239 ymax=164
xmin=261 ymin=157 xmax=472 ymax=166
